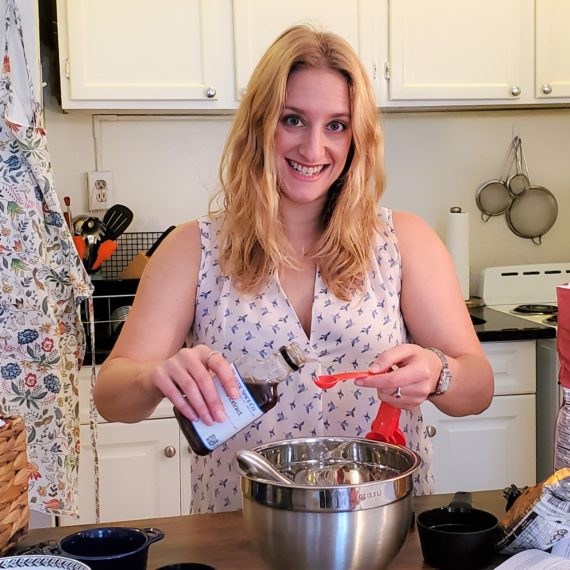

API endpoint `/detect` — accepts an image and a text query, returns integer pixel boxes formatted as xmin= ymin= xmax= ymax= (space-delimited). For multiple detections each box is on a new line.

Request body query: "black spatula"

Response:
xmin=103 ymin=204 xmax=134 ymax=240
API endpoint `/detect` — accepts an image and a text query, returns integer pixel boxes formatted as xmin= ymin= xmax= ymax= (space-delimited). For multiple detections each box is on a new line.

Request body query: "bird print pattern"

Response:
xmin=186 ymin=207 xmax=434 ymax=513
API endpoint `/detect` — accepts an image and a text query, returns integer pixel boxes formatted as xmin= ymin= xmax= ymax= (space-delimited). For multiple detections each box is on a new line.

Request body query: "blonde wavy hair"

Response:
xmin=209 ymin=25 xmax=385 ymax=301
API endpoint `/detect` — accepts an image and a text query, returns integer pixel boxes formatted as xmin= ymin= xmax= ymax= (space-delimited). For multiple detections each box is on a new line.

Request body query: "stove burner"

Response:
xmin=543 ymin=314 xmax=558 ymax=326
xmin=512 ymin=304 xmax=557 ymax=316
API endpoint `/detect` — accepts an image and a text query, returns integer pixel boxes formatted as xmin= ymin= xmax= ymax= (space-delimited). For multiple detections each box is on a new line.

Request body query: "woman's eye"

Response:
xmin=283 ymin=115 xmax=302 ymax=127
xmin=328 ymin=120 xmax=346 ymax=132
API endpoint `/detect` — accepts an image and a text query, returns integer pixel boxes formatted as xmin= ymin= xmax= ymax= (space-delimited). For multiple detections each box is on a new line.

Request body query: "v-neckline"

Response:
xmin=274 ymin=267 xmax=320 ymax=343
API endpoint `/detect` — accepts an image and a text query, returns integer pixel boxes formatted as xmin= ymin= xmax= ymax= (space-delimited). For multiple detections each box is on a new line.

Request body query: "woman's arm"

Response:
xmin=356 ymin=210 xmax=493 ymax=416
xmin=93 ymin=221 xmax=238 ymax=423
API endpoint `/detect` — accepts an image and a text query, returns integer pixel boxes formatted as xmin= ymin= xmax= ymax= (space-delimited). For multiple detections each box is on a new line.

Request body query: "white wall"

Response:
xmin=44 ymin=98 xmax=570 ymax=291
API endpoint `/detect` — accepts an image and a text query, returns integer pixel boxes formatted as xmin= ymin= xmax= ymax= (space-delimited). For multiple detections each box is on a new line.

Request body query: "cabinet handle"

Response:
xmin=510 ymin=86 xmax=521 ymax=97
xmin=542 ymin=84 xmax=552 ymax=95
xmin=206 ymin=87 xmax=217 ymax=99
xmin=426 ymin=425 xmax=437 ymax=438
xmin=164 ymin=446 xmax=177 ymax=458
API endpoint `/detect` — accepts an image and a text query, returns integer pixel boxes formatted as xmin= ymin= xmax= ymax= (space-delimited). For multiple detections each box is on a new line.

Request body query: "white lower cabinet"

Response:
xmin=61 ymin=418 xmax=181 ymax=526
xmin=422 ymin=340 xmax=536 ymax=494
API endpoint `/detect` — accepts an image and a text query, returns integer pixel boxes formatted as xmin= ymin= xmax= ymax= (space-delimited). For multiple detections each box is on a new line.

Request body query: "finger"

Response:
xmin=202 ymin=348 xmax=239 ymax=399
xmin=180 ymin=348 xmax=231 ymax=423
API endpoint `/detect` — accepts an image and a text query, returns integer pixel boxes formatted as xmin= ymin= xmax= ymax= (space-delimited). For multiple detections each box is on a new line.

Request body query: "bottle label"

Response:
xmin=192 ymin=363 xmax=263 ymax=451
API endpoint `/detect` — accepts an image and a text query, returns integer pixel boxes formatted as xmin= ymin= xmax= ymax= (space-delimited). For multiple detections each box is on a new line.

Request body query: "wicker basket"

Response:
xmin=0 ymin=416 xmax=29 ymax=555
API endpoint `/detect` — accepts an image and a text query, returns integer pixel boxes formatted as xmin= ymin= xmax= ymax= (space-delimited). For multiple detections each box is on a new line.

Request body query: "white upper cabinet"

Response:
xmin=53 ymin=0 xmax=570 ymax=110
xmin=535 ymin=0 xmax=570 ymax=99
xmin=56 ymin=0 xmax=235 ymax=110
xmin=384 ymin=0 xmax=533 ymax=105
xmin=382 ymin=0 xmax=570 ymax=107
xmin=232 ymin=0 xmax=377 ymax=101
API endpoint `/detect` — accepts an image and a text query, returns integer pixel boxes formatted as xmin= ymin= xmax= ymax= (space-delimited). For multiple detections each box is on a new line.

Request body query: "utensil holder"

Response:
xmin=0 ymin=415 xmax=30 ymax=555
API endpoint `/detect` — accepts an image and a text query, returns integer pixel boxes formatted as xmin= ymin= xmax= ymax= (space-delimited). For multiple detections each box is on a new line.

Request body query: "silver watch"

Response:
xmin=428 ymin=348 xmax=452 ymax=396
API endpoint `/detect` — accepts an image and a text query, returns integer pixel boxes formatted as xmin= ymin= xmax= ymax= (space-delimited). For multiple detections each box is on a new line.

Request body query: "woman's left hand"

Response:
xmin=354 ymin=344 xmax=441 ymax=409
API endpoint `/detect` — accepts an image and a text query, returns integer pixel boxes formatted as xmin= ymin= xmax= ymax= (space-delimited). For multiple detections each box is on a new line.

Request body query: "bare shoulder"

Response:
xmin=141 ymin=220 xmax=201 ymax=280
xmin=392 ymin=210 xmax=437 ymax=241
xmin=391 ymin=210 xmax=445 ymax=264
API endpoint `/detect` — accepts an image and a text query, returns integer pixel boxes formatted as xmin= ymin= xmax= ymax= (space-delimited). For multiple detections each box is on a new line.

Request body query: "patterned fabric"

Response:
xmin=0 ymin=0 xmax=92 ymax=516
xmin=187 ymin=207 xmax=435 ymax=514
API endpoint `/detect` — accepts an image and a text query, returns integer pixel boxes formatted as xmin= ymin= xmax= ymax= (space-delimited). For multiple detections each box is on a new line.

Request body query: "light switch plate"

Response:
xmin=87 ymin=171 xmax=114 ymax=211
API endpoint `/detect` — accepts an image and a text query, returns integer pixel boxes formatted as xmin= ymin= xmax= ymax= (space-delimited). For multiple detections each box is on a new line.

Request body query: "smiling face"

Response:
xmin=274 ymin=66 xmax=353 ymax=212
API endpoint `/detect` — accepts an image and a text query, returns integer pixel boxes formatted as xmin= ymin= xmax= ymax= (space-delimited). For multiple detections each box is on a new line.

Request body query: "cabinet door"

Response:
xmin=387 ymin=0 xmax=532 ymax=102
xmin=422 ymin=395 xmax=536 ymax=494
xmin=56 ymin=0 xmax=234 ymax=109
xmin=482 ymin=340 xmax=536 ymax=396
xmin=535 ymin=0 xmax=570 ymax=99
xmin=232 ymin=0 xmax=363 ymax=100
xmin=179 ymin=436 xmax=193 ymax=515
xmin=61 ymin=419 xmax=181 ymax=525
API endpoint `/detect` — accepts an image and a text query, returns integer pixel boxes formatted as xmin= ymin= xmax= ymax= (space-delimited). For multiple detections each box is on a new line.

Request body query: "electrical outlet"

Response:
xmin=87 ymin=171 xmax=114 ymax=212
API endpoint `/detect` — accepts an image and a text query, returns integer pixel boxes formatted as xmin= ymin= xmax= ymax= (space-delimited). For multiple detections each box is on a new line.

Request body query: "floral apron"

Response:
xmin=0 ymin=0 xmax=93 ymax=517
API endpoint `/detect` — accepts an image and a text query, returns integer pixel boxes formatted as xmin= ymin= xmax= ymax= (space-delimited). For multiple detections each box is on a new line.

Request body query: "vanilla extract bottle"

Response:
xmin=175 ymin=342 xmax=306 ymax=455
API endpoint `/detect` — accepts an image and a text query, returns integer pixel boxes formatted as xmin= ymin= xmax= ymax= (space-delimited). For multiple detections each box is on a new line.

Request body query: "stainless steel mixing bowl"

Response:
xmin=238 ymin=436 xmax=421 ymax=570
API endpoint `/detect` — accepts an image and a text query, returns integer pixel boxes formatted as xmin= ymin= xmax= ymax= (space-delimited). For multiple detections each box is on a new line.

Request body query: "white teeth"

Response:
xmin=288 ymin=159 xmax=324 ymax=176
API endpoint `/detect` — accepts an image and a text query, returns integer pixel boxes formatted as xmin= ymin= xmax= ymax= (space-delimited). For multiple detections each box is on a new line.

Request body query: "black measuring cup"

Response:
xmin=417 ymin=492 xmax=499 ymax=570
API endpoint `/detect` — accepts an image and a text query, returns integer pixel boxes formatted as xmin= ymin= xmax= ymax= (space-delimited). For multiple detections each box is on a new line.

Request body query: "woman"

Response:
xmin=94 ymin=25 xmax=493 ymax=513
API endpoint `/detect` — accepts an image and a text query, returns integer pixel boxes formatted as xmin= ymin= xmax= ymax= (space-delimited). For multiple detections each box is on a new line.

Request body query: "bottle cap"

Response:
xmin=279 ymin=343 xmax=306 ymax=371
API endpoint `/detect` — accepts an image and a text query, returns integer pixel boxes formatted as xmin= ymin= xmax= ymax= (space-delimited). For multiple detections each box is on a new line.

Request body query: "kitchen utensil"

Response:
xmin=110 ymin=305 xmax=131 ymax=334
xmin=475 ymin=140 xmax=517 ymax=221
xmin=79 ymin=216 xmax=106 ymax=242
xmin=72 ymin=236 xmax=86 ymax=260
xmin=315 ymin=370 xmax=370 ymax=388
xmin=315 ymin=371 xmax=406 ymax=445
xmin=475 ymin=180 xmax=512 ymax=220
xmin=417 ymin=491 xmax=499 ymax=570
xmin=235 ymin=449 xmax=294 ymax=485
xmin=366 ymin=401 xmax=405 ymax=445
xmin=63 ymin=196 xmax=72 ymax=230
xmin=72 ymin=215 xmax=89 ymax=235
xmin=507 ymin=137 xmax=531 ymax=196
xmin=45 ymin=526 xmax=164 ymax=570
xmin=146 ymin=225 xmax=176 ymax=257
xmin=505 ymin=185 xmax=558 ymax=245
xmin=91 ymin=239 xmax=118 ymax=271
xmin=102 ymin=204 xmax=134 ymax=241
xmin=0 ymin=555 xmax=90 ymax=570
xmin=239 ymin=436 xmax=421 ymax=570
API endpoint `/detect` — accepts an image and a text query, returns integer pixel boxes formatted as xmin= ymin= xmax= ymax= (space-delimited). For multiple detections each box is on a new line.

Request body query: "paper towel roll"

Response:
xmin=446 ymin=207 xmax=470 ymax=300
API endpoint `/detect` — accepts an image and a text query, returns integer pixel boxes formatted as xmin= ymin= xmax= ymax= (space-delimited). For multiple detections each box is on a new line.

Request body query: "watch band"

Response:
xmin=427 ymin=347 xmax=452 ymax=396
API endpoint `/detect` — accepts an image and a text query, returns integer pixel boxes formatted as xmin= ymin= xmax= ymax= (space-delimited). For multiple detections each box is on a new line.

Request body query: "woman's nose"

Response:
xmin=299 ymin=128 xmax=325 ymax=162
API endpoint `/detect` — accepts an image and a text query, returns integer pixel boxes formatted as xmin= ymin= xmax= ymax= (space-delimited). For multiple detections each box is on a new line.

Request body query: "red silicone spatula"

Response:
xmin=315 ymin=371 xmax=406 ymax=446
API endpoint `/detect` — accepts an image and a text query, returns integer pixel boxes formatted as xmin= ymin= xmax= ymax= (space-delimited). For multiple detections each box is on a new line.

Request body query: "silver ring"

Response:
xmin=206 ymin=350 xmax=221 ymax=366
xmin=394 ymin=386 xmax=402 ymax=399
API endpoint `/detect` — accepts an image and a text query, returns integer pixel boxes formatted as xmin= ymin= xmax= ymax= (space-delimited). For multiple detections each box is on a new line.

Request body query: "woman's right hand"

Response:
xmin=149 ymin=345 xmax=239 ymax=425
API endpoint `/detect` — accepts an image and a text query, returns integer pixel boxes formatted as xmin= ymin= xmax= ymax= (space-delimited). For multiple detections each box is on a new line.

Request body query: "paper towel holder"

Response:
xmin=450 ymin=206 xmax=463 ymax=213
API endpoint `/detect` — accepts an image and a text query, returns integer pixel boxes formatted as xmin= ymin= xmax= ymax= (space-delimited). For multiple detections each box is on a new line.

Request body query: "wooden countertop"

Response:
xmin=19 ymin=490 xmax=511 ymax=569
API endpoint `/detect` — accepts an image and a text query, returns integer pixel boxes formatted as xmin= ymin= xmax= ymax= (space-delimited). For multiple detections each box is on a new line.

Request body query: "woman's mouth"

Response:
xmin=287 ymin=159 xmax=326 ymax=177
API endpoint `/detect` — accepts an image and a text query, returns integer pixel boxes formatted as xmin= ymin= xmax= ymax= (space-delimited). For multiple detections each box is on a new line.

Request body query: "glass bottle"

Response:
xmin=554 ymin=386 xmax=570 ymax=471
xmin=174 ymin=342 xmax=306 ymax=456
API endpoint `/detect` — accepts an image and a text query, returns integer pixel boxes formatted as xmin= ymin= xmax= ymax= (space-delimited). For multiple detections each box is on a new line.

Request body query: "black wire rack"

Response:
xmin=100 ymin=231 xmax=162 ymax=279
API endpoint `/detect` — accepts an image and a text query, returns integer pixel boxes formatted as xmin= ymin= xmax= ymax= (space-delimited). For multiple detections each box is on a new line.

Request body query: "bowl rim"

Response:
xmin=239 ymin=436 xmax=421 ymax=512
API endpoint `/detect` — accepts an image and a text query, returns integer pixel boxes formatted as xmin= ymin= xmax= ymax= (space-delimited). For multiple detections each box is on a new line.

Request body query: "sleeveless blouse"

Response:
xmin=187 ymin=207 xmax=434 ymax=513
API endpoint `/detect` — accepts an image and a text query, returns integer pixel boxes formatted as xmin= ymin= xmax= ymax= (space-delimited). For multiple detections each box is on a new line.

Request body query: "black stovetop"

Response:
xmin=469 ymin=306 xmax=556 ymax=342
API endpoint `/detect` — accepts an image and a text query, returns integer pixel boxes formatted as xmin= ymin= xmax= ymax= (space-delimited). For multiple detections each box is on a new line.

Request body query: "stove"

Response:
xmin=479 ymin=262 xmax=570 ymax=328
xmin=478 ymin=262 xmax=570 ymax=482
